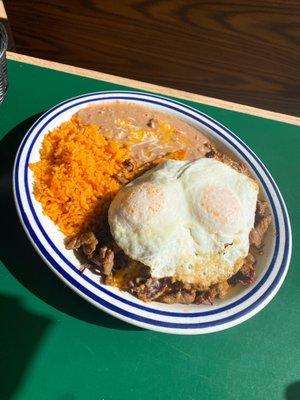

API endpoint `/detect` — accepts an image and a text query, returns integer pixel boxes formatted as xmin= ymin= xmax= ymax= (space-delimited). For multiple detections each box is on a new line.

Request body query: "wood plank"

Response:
xmin=4 ymin=0 xmax=300 ymax=116
xmin=7 ymin=51 xmax=300 ymax=126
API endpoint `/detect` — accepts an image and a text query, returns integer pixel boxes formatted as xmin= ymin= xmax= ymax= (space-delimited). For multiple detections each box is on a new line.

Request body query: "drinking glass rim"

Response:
xmin=0 ymin=23 xmax=8 ymax=57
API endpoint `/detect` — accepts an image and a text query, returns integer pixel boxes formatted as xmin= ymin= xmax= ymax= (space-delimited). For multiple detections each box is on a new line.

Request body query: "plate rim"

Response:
xmin=13 ymin=90 xmax=292 ymax=334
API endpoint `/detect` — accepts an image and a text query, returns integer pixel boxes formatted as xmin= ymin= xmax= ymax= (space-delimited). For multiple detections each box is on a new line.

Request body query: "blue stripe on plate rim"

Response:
xmin=13 ymin=91 xmax=291 ymax=331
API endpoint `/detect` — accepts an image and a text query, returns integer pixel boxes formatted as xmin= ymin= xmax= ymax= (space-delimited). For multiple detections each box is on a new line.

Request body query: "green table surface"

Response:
xmin=0 ymin=60 xmax=299 ymax=400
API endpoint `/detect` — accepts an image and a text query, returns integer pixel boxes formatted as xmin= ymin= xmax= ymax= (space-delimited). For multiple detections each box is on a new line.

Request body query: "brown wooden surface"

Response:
xmin=4 ymin=0 xmax=300 ymax=116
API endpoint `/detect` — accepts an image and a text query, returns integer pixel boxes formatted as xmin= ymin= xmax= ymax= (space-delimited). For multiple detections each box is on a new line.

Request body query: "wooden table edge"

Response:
xmin=0 ymin=0 xmax=6 ymax=19
xmin=7 ymin=51 xmax=300 ymax=126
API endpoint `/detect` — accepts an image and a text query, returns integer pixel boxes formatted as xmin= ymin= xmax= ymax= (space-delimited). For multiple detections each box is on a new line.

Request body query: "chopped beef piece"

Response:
xmin=241 ymin=252 xmax=256 ymax=271
xmin=195 ymin=292 xmax=209 ymax=305
xmin=250 ymin=199 xmax=271 ymax=249
xmin=123 ymin=159 xmax=135 ymax=172
xmin=159 ymin=289 xmax=196 ymax=304
xmin=228 ymin=253 xmax=256 ymax=285
xmin=256 ymin=200 xmax=269 ymax=218
xmin=131 ymin=278 xmax=169 ymax=302
xmin=82 ymin=235 xmax=98 ymax=257
xmin=195 ymin=281 xmax=230 ymax=304
xmin=100 ymin=246 xmax=114 ymax=276
xmin=157 ymin=293 xmax=178 ymax=304
xmin=180 ymin=289 xmax=197 ymax=304
xmin=65 ymin=232 xmax=98 ymax=257
xmin=65 ymin=236 xmax=78 ymax=250
xmin=249 ymin=215 xmax=272 ymax=248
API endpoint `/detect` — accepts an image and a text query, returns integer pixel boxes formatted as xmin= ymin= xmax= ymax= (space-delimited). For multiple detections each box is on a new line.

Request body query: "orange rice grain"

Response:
xmin=29 ymin=116 xmax=135 ymax=236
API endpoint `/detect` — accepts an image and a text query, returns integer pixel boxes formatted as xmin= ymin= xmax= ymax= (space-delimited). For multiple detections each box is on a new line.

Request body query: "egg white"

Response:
xmin=108 ymin=158 xmax=259 ymax=289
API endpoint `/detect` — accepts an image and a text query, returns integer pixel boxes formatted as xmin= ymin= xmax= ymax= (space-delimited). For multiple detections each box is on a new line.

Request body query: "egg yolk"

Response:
xmin=120 ymin=182 xmax=166 ymax=224
xmin=198 ymin=185 xmax=241 ymax=232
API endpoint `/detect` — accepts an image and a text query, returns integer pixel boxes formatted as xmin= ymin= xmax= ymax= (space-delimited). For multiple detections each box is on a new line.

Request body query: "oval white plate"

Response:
xmin=13 ymin=91 xmax=292 ymax=334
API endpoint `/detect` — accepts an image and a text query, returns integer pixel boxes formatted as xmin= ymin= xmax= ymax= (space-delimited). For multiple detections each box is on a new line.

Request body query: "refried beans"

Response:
xmin=76 ymin=101 xmax=210 ymax=161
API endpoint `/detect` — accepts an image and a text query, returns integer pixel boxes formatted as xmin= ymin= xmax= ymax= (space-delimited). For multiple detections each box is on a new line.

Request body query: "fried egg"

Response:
xmin=108 ymin=158 xmax=259 ymax=289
